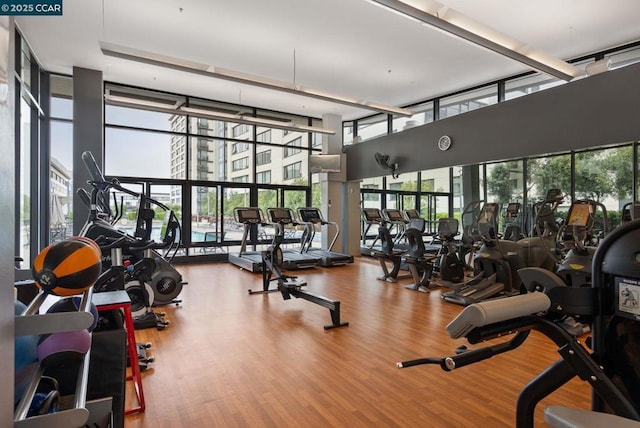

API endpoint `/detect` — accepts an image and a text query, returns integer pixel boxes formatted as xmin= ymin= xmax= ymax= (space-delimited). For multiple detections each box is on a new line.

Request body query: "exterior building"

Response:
xmin=49 ymin=156 xmax=71 ymax=242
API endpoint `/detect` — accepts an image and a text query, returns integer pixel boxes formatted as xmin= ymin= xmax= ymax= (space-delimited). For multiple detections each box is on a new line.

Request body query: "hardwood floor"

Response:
xmin=124 ymin=258 xmax=590 ymax=427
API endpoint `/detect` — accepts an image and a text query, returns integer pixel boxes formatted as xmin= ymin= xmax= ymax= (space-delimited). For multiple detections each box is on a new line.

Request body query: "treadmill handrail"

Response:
xmin=297 ymin=207 xmax=341 ymax=251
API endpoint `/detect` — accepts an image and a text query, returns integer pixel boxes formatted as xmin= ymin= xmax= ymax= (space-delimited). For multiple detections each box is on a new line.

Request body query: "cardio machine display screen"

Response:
xmin=385 ymin=210 xmax=404 ymax=222
xmin=270 ymin=209 xmax=292 ymax=222
xmin=506 ymin=203 xmax=519 ymax=214
xmin=405 ymin=210 xmax=419 ymax=219
xmin=238 ymin=209 xmax=260 ymax=222
xmin=363 ymin=209 xmax=382 ymax=222
xmin=567 ymin=203 xmax=591 ymax=227
xmin=299 ymin=209 xmax=321 ymax=222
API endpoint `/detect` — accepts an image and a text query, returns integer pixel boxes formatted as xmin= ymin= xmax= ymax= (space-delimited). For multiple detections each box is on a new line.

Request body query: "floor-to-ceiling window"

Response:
xmin=574 ymin=145 xmax=633 ymax=231
xmin=15 ymin=31 xmax=44 ymax=268
xmin=102 ymin=84 xmax=318 ymax=259
xmin=49 ymin=75 xmax=73 ymax=244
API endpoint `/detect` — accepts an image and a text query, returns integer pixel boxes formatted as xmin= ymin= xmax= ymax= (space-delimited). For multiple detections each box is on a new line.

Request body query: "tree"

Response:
xmin=574 ymin=151 xmax=612 ymax=201
xmin=224 ymin=191 xmax=250 ymax=217
xmin=528 ymin=155 xmax=572 ymax=200
xmin=601 ymin=146 xmax=633 ymax=200
xmin=487 ymin=162 xmax=520 ymax=203
xmin=311 ymin=183 xmax=322 ymax=208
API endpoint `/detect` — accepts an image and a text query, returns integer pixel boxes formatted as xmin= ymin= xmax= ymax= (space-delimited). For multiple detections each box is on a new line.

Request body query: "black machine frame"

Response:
xmin=227 ymin=207 xmax=268 ymax=273
xmin=248 ymin=222 xmax=349 ymax=330
xmin=297 ymin=207 xmax=354 ymax=267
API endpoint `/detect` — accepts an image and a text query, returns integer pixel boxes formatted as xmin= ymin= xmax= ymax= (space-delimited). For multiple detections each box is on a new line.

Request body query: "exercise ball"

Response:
xmin=69 ymin=236 xmax=102 ymax=259
xmin=15 ymin=301 xmax=40 ymax=404
xmin=32 ymin=239 xmax=102 ymax=296
xmin=46 ymin=296 xmax=99 ymax=332
xmin=37 ymin=330 xmax=91 ymax=369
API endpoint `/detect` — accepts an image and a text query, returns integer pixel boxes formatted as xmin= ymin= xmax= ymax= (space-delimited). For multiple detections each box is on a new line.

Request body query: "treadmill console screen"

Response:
xmin=269 ymin=208 xmax=293 ymax=223
xmin=404 ymin=209 xmax=419 ymax=219
xmin=385 ymin=209 xmax=405 ymax=222
xmin=362 ymin=208 xmax=383 ymax=222
xmin=299 ymin=209 xmax=321 ymax=223
xmin=236 ymin=208 xmax=261 ymax=223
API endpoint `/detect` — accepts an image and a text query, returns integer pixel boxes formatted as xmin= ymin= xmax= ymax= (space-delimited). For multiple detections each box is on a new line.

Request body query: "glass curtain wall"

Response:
xmin=574 ymin=145 xmax=633 ymax=230
xmin=485 ymin=160 xmax=524 ymax=234
xmin=392 ymin=101 xmax=434 ymax=133
xmin=439 ymin=85 xmax=498 ymax=119
xmin=15 ymin=32 xmax=44 ymax=268
xmin=103 ymin=84 xmax=316 ymax=258
xmin=357 ymin=113 xmax=388 ymax=142
xmin=49 ymin=75 xmax=73 ymax=244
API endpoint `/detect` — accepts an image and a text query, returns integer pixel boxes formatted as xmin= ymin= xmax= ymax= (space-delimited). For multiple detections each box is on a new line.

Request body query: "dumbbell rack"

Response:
xmin=13 ymin=288 xmax=112 ymax=427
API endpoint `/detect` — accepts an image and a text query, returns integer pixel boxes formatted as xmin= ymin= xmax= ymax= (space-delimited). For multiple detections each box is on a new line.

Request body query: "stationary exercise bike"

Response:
xmin=248 ymin=221 xmax=349 ymax=330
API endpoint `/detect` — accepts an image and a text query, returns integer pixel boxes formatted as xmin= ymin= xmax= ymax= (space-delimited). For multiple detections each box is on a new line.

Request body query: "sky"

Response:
xmin=50 ymin=99 xmax=171 ymax=178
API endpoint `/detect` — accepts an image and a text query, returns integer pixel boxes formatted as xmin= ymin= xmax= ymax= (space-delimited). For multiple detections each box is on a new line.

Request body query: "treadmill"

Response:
xmin=297 ymin=207 xmax=354 ymax=267
xmin=227 ymin=207 xmax=267 ymax=273
xmin=266 ymin=207 xmax=320 ymax=270
xmin=361 ymin=208 xmax=385 ymax=256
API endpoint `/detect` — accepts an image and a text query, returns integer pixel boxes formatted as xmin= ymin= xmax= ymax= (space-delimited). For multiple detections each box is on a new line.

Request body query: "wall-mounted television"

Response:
xmin=309 ymin=154 xmax=342 ymax=173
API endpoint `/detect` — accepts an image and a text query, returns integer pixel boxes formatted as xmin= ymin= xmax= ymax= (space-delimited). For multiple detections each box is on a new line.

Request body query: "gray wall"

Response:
xmin=1 ymin=16 xmax=15 ymax=426
xmin=346 ymin=61 xmax=640 ymax=181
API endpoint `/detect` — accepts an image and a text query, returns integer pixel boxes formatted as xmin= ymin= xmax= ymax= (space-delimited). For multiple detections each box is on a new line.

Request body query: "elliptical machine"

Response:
xmin=440 ymin=203 xmax=507 ymax=305
xmin=555 ymin=198 xmax=608 ymax=287
xmin=78 ymin=151 xmax=185 ymax=308
xmin=502 ymin=202 xmax=523 ymax=241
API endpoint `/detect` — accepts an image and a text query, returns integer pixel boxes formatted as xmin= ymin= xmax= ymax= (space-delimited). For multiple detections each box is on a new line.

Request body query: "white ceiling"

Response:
xmin=16 ymin=0 xmax=640 ymax=120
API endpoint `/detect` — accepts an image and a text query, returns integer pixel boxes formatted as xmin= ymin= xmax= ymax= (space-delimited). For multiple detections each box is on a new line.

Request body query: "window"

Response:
xmin=232 ymin=123 xmax=251 ymax=137
xmin=485 ymin=160 xmax=524 ymax=204
xmin=232 ymin=142 xmax=250 ymax=154
xmin=343 ymin=121 xmax=355 ymax=146
xmin=575 ymin=146 xmax=632 ymax=229
xmin=505 ymin=74 xmax=564 ymax=101
xmin=106 ymin=103 xmax=184 ymax=133
xmin=106 ymin=128 xmax=186 ymax=179
xmin=439 ymin=85 xmax=498 ymax=119
xmin=256 ymin=170 xmax=271 ymax=184
xmin=49 ymin=75 xmax=74 ymax=244
xmin=312 ymin=133 xmax=322 ymax=147
xmin=283 ymin=162 xmax=302 ymax=180
xmin=357 ymin=114 xmax=388 ymax=142
xmin=257 ymin=130 xmax=271 ymax=143
xmin=393 ymin=101 xmax=434 ymax=133
xmin=256 ymin=150 xmax=271 ymax=166
xmin=232 ymin=175 xmax=249 ymax=183
xmin=232 ymin=157 xmax=249 ymax=171
xmin=50 ymin=75 xmax=73 ymax=120
xmin=284 ymin=137 xmax=303 ymax=158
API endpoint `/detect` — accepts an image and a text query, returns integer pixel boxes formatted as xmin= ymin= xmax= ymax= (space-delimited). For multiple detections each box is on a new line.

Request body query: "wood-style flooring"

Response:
xmin=124 ymin=258 xmax=590 ymax=427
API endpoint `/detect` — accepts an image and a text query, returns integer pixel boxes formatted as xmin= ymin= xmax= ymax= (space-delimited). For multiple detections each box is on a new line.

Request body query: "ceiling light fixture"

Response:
xmin=104 ymin=94 xmax=336 ymax=135
xmin=100 ymin=41 xmax=415 ymax=117
xmin=368 ymin=0 xmax=583 ymax=81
